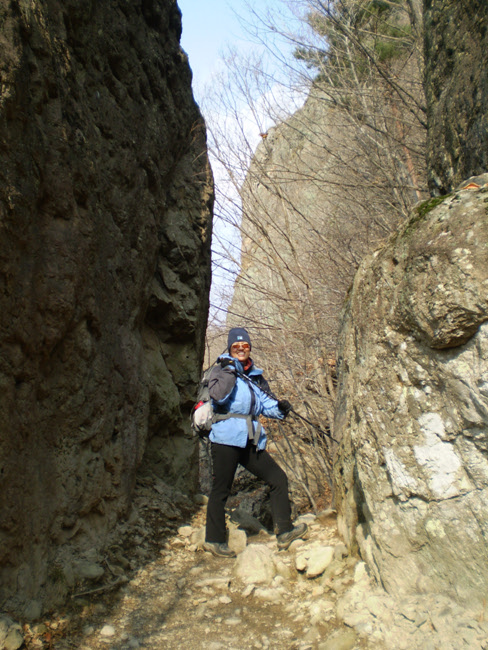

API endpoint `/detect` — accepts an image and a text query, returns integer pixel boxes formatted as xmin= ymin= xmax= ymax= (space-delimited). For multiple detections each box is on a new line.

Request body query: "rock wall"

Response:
xmin=334 ymin=177 xmax=488 ymax=605
xmin=229 ymin=87 xmax=424 ymax=354
xmin=0 ymin=0 xmax=212 ymax=615
xmin=424 ymin=0 xmax=488 ymax=194
xmin=228 ymin=94 xmax=355 ymax=352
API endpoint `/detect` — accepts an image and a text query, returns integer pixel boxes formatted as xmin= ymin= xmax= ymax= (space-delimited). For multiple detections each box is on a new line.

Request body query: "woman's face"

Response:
xmin=230 ymin=342 xmax=251 ymax=364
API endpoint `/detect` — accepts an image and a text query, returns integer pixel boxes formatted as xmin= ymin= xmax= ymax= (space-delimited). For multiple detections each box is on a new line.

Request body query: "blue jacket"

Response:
xmin=207 ymin=355 xmax=284 ymax=450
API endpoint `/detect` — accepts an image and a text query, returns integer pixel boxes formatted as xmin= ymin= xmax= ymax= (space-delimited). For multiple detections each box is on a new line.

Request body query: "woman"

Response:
xmin=203 ymin=327 xmax=308 ymax=558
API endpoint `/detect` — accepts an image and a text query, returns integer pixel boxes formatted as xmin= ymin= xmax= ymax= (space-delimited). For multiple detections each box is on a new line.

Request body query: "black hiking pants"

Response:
xmin=205 ymin=441 xmax=293 ymax=543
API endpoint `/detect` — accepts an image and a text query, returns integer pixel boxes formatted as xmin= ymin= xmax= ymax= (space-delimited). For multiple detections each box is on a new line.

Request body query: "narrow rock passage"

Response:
xmin=20 ymin=476 xmax=488 ymax=650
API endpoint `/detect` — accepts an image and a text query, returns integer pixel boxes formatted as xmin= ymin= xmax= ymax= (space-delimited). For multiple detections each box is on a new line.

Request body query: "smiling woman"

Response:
xmin=203 ymin=326 xmax=305 ymax=557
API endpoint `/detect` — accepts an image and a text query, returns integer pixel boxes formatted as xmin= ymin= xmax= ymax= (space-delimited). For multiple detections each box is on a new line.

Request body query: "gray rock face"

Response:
xmin=230 ymin=89 xmax=423 ymax=352
xmin=0 ymin=0 xmax=212 ymax=615
xmin=334 ymin=177 xmax=488 ymax=605
xmin=424 ymin=0 xmax=488 ymax=193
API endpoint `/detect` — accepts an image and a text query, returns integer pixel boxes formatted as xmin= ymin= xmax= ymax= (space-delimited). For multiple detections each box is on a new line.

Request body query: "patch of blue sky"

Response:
xmin=177 ymin=0 xmax=309 ymax=323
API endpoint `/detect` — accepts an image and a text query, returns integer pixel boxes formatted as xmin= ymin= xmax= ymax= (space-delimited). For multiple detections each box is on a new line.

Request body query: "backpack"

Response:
xmin=191 ymin=366 xmax=214 ymax=437
xmin=190 ymin=363 xmax=258 ymax=439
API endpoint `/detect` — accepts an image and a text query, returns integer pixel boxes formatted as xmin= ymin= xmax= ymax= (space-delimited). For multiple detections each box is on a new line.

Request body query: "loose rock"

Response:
xmin=25 ymin=475 xmax=488 ymax=650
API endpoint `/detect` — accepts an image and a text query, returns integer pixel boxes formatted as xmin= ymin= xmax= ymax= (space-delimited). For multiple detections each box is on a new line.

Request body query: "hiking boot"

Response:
xmin=203 ymin=541 xmax=236 ymax=558
xmin=276 ymin=522 xmax=308 ymax=550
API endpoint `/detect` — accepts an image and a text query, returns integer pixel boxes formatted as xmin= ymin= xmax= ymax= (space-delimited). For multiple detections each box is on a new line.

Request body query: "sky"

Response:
xmin=177 ymin=0 xmax=264 ymax=321
xmin=177 ymin=0 xmax=291 ymax=105
xmin=177 ymin=0 xmax=245 ymax=100
xmin=176 ymin=0 xmax=306 ymax=323
xmin=177 ymin=0 xmax=303 ymax=108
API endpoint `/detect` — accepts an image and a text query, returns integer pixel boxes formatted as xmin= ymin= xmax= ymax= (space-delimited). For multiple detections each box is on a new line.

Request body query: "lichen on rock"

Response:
xmin=334 ymin=177 xmax=488 ymax=605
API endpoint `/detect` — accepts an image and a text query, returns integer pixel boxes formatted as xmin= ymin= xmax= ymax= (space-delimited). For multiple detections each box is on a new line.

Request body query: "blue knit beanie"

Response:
xmin=227 ymin=327 xmax=252 ymax=351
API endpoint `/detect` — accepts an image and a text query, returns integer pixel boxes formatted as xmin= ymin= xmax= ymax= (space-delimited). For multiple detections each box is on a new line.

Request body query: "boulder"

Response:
xmin=233 ymin=544 xmax=277 ymax=585
xmin=228 ymin=526 xmax=248 ymax=555
xmin=334 ymin=178 xmax=488 ymax=605
xmin=296 ymin=546 xmax=335 ymax=578
xmin=0 ymin=0 xmax=212 ymax=616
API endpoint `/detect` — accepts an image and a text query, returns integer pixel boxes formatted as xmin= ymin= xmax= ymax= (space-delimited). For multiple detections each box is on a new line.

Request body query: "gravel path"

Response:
xmin=15 ymin=474 xmax=488 ymax=650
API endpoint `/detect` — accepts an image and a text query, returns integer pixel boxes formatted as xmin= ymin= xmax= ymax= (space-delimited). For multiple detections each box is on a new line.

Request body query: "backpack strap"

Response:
xmin=212 ymin=413 xmax=262 ymax=445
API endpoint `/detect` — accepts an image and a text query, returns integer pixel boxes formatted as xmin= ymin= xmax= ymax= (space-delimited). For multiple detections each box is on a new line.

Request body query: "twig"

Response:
xmin=71 ymin=576 xmax=128 ymax=599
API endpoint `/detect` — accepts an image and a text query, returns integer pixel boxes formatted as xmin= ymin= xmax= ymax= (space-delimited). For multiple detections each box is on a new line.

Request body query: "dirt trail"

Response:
xmin=19 ymin=475 xmax=374 ymax=650
xmin=19 ymin=475 xmax=487 ymax=650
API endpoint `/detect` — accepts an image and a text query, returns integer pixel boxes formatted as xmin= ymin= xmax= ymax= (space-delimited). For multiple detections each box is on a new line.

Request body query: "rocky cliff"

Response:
xmin=424 ymin=0 xmax=488 ymax=194
xmin=0 ymin=0 xmax=212 ymax=616
xmin=228 ymin=93 xmax=359 ymax=352
xmin=229 ymin=84 xmax=424 ymax=357
xmin=334 ymin=176 xmax=488 ymax=604
xmin=333 ymin=0 xmax=488 ymax=608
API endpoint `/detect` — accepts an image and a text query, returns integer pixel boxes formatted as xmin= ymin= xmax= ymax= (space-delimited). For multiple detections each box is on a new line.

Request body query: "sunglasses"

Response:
xmin=230 ymin=343 xmax=250 ymax=351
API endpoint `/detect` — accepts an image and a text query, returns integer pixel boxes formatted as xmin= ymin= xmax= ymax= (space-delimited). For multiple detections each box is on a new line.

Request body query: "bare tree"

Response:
xmin=202 ymin=0 xmax=428 ymax=509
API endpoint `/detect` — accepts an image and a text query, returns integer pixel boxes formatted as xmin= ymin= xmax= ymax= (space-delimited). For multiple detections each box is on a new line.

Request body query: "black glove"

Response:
xmin=219 ymin=357 xmax=236 ymax=371
xmin=278 ymin=400 xmax=292 ymax=417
